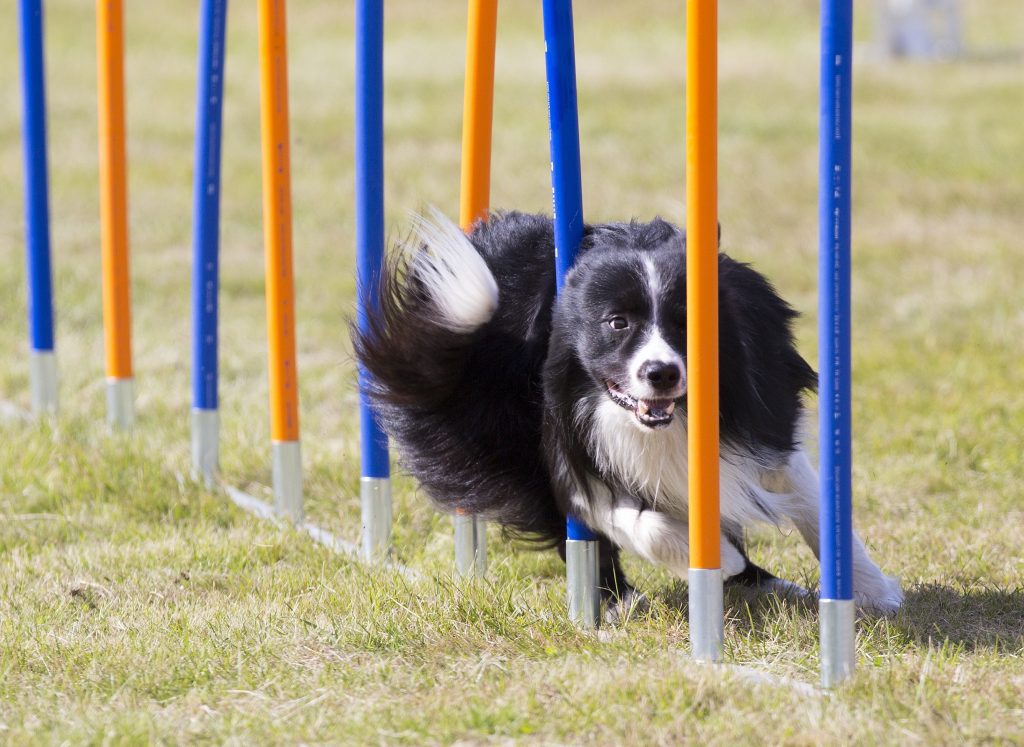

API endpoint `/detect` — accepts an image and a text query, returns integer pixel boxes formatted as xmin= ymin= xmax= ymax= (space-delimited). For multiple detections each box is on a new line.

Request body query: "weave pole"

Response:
xmin=355 ymin=0 xmax=392 ymax=562
xmin=818 ymin=0 xmax=856 ymax=688
xmin=190 ymin=0 xmax=228 ymax=483
xmin=542 ymin=0 xmax=600 ymax=629
xmin=686 ymin=0 xmax=724 ymax=662
xmin=453 ymin=0 xmax=499 ymax=578
xmin=97 ymin=0 xmax=134 ymax=429
xmin=257 ymin=0 xmax=303 ymax=521
xmin=18 ymin=0 xmax=58 ymax=416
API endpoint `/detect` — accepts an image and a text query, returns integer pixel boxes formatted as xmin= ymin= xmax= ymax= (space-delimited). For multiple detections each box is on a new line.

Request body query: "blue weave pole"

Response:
xmin=190 ymin=0 xmax=228 ymax=480
xmin=818 ymin=0 xmax=855 ymax=687
xmin=355 ymin=0 xmax=392 ymax=561
xmin=18 ymin=0 xmax=58 ymax=414
xmin=191 ymin=0 xmax=227 ymax=413
xmin=542 ymin=0 xmax=600 ymax=627
xmin=542 ymin=0 xmax=589 ymax=537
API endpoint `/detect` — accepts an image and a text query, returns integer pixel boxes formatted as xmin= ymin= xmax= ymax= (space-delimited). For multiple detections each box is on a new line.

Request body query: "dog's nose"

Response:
xmin=639 ymin=361 xmax=681 ymax=391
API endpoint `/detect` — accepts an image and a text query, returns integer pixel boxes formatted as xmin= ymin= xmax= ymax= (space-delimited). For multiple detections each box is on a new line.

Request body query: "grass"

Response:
xmin=1 ymin=0 xmax=1023 ymax=743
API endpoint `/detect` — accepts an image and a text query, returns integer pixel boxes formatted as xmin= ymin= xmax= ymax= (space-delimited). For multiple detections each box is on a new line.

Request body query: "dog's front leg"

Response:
xmin=600 ymin=501 xmax=691 ymax=576
xmin=572 ymin=490 xmax=746 ymax=580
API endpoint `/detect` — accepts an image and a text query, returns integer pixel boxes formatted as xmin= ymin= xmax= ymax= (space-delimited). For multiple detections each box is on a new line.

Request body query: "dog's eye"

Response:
xmin=608 ymin=316 xmax=628 ymax=330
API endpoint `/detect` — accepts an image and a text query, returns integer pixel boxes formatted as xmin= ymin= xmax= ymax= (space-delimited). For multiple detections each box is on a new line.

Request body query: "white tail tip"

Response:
xmin=408 ymin=208 xmax=499 ymax=332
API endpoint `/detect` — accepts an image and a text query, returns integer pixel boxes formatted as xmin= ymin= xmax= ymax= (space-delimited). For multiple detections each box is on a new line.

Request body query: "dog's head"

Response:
xmin=552 ymin=219 xmax=689 ymax=431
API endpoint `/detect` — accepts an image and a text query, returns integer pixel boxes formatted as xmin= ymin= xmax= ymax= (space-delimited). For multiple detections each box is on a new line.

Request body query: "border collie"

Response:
xmin=354 ymin=210 xmax=903 ymax=616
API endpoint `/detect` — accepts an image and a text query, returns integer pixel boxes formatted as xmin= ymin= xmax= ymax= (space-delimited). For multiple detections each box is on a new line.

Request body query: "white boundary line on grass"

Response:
xmin=0 ymin=401 xmax=31 ymax=422
xmin=0 ymin=395 xmax=418 ymax=581
xmin=725 ymin=663 xmax=822 ymax=697
xmin=222 ymin=483 xmax=421 ymax=581
xmin=625 ymin=647 xmax=824 ymax=697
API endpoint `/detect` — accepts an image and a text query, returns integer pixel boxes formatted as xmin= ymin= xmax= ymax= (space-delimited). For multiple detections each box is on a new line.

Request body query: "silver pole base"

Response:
xmin=566 ymin=538 xmax=600 ymax=629
xmin=689 ymin=567 xmax=724 ymax=662
xmin=272 ymin=439 xmax=303 ymax=522
xmin=29 ymin=350 xmax=58 ymax=416
xmin=454 ymin=513 xmax=487 ymax=577
xmin=106 ymin=378 xmax=134 ymax=430
xmin=361 ymin=476 xmax=392 ymax=563
xmin=191 ymin=408 xmax=219 ymax=485
xmin=820 ymin=598 xmax=856 ymax=687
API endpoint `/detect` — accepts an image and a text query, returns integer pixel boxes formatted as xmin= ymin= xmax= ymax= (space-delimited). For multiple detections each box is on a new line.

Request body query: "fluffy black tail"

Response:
xmin=354 ymin=212 xmax=499 ymax=408
xmin=352 ymin=210 xmax=564 ymax=546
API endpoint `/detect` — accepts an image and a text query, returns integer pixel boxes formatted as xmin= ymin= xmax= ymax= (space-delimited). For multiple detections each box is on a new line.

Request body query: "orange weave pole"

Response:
xmin=686 ymin=0 xmax=720 ymax=570
xmin=459 ymin=0 xmax=498 ymax=230
xmin=97 ymin=0 xmax=132 ymax=380
xmin=257 ymin=0 xmax=300 ymax=442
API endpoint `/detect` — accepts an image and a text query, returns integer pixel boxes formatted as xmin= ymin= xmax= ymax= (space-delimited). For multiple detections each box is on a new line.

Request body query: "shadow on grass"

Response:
xmin=658 ymin=578 xmax=818 ymax=618
xmin=658 ymin=580 xmax=1024 ymax=654
xmin=895 ymin=583 xmax=1024 ymax=653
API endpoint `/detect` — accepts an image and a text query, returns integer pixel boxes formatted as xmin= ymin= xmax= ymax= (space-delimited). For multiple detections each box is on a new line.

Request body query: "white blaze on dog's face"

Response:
xmin=563 ymin=224 xmax=688 ymax=430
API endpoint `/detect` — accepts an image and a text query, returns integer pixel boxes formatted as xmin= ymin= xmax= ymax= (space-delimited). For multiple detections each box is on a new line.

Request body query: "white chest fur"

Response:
xmin=587 ymin=398 xmax=781 ymax=528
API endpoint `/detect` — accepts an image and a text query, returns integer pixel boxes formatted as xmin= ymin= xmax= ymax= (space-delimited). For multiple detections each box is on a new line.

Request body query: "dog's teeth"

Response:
xmin=637 ymin=401 xmax=650 ymax=416
xmin=665 ymin=402 xmax=675 ymax=415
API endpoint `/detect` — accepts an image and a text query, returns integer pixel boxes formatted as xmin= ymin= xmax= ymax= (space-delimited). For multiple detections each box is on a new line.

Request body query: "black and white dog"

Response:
xmin=354 ymin=210 xmax=903 ymax=615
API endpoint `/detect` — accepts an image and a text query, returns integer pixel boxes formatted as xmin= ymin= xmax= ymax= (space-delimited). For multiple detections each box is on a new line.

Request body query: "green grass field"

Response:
xmin=2 ymin=1 xmax=1022 ymax=743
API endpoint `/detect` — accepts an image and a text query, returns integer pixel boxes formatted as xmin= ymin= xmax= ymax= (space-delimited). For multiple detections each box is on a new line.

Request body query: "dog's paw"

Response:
xmin=854 ymin=574 xmax=904 ymax=615
xmin=761 ymin=577 xmax=812 ymax=601
xmin=727 ymin=575 xmax=812 ymax=607
xmin=604 ymin=587 xmax=650 ymax=625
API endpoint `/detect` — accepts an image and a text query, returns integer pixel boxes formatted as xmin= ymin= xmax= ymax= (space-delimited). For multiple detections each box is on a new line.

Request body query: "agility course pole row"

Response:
xmin=453 ymin=0 xmax=500 ymax=578
xmin=818 ymin=0 xmax=856 ymax=688
xmin=184 ymin=0 xmax=413 ymax=577
xmin=18 ymin=0 xmax=57 ymax=417
xmin=97 ymin=0 xmax=134 ymax=429
xmin=222 ymin=483 xmax=420 ymax=581
xmin=355 ymin=0 xmax=393 ymax=563
xmin=258 ymin=0 xmax=303 ymax=521
xmin=191 ymin=0 xmax=228 ymax=483
xmin=542 ymin=0 xmax=600 ymax=630
xmin=686 ymin=0 xmax=724 ymax=663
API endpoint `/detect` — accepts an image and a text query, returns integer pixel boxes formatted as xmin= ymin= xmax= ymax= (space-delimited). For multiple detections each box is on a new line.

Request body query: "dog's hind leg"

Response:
xmin=597 ymin=540 xmax=650 ymax=624
xmin=596 ymin=539 xmax=631 ymax=599
xmin=722 ymin=532 xmax=811 ymax=602
xmin=775 ymin=448 xmax=904 ymax=613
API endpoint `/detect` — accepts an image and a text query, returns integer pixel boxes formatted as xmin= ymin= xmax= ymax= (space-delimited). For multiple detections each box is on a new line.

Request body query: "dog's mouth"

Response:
xmin=605 ymin=380 xmax=681 ymax=429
